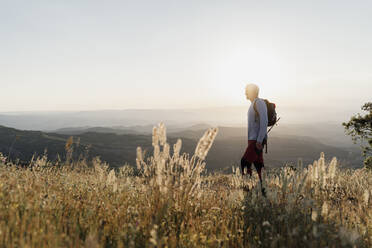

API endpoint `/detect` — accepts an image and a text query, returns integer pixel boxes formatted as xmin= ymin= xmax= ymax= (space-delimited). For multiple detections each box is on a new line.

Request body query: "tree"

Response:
xmin=343 ymin=102 xmax=372 ymax=169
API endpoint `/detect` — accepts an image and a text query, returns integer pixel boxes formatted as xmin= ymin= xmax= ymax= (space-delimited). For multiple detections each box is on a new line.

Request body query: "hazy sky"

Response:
xmin=1 ymin=0 xmax=371 ymax=117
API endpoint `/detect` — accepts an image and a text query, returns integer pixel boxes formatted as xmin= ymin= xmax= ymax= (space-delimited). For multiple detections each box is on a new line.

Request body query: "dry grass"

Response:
xmin=0 ymin=123 xmax=371 ymax=247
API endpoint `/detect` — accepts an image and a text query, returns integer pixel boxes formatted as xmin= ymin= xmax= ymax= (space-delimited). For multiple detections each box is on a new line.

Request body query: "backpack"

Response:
xmin=253 ymin=98 xmax=280 ymax=153
xmin=254 ymin=98 xmax=278 ymax=126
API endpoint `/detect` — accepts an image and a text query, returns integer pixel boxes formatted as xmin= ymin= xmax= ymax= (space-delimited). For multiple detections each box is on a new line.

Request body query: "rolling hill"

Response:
xmin=0 ymin=124 xmax=363 ymax=171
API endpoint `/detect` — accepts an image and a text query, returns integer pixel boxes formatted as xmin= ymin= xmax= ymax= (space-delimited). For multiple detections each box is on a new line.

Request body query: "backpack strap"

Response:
xmin=253 ymin=98 xmax=259 ymax=121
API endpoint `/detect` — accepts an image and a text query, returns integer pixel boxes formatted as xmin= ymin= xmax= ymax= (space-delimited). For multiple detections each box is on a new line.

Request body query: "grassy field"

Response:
xmin=0 ymin=123 xmax=370 ymax=247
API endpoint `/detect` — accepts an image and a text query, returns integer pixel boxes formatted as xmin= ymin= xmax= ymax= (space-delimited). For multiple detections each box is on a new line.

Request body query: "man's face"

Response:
xmin=245 ymin=90 xmax=251 ymax=100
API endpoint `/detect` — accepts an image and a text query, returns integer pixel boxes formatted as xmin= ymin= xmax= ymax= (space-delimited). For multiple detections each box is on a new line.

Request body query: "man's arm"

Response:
xmin=256 ymin=99 xmax=268 ymax=144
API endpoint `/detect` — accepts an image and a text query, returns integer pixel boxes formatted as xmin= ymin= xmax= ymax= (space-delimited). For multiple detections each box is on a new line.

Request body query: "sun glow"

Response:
xmin=210 ymin=45 xmax=289 ymax=105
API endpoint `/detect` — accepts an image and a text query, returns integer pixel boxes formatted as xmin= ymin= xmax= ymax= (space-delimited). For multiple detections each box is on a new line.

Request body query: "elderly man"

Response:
xmin=241 ymin=83 xmax=267 ymax=195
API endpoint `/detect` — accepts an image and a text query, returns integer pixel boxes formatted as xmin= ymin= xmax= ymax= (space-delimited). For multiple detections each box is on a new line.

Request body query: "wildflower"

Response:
xmin=262 ymin=221 xmax=270 ymax=227
xmin=162 ymin=143 xmax=170 ymax=159
xmin=154 ymin=144 xmax=160 ymax=160
xmin=363 ymin=190 xmax=369 ymax=205
xmin=152 ymin=127 xmax=159 ymax=147
xmin=158 ymin=122 xmax=167 ymax=146
xmin=311 ymin=209 xmax=318 ymax=221
xmin=195 ymin=127 xmax=218 ymax=160
xmin=107 ymin=169 xmax=116 ymax=185
xmin=113 ymin=182 xmax=118 ymax=193
xmin=0 ymin=153 xmax=6 ymax=164
xmin=328 ymin=157 xmax=337 ymax=180
xmin=149 ymin=224 xmax=158 ymax=246
xmin=136 ymin=147 xmax=143 ymax=170
xmin=321 ymin=202 xmax=328 ymax=218
xmin=173 ymin=139 xmax=182 ymax=157
xmin=152 ymin=122 xmax=167 ymax=147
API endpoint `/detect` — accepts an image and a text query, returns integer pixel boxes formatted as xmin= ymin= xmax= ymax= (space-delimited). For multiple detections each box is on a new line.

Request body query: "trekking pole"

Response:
xmin=267 ymin=117 xmax=280 ymax=134
xmin=264 ymin=117 xmax=280 ymax=154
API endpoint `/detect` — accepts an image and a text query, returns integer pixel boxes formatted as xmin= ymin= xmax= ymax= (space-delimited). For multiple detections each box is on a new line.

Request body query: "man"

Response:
xmin=241 ymin=83 xmax=267 ymax=195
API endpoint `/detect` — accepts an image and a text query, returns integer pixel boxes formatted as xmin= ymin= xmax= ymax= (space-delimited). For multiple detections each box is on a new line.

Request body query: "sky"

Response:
xmin=1 ymin=0 xmax=371 ymax=120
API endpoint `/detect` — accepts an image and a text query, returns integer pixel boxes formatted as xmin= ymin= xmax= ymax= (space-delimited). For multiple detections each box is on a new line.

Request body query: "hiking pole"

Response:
xmin=264 ymin=117 xmax=280 ymax=154
xmin=267 ymin=117 xmax=280 ymax=134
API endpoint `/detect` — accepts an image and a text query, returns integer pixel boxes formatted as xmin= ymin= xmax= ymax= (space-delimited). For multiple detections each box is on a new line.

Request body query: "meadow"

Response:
xmin=0 ymin=123 xmax=370 ymax=247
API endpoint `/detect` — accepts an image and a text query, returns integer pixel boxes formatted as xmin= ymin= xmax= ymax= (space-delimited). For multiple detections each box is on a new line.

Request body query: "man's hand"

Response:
xmin=256 ymin=142 xmax=263 ymax=150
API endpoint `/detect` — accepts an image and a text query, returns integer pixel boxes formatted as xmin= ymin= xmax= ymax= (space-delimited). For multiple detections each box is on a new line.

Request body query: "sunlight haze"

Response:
xmin=1 ymin=0 xmax=371 ymax=120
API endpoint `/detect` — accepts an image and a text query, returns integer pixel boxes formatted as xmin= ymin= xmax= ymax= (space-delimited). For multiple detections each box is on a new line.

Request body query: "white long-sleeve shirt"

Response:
xmin=247 ymin=98 xmax=268 ymax=143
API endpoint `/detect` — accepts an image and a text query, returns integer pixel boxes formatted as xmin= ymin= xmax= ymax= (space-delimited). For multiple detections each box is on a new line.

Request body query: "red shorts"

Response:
xmin=242 ymin=140 xmax=264 ymax=163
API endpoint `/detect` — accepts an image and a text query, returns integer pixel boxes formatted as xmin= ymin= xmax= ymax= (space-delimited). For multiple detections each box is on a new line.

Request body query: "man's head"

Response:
xmin=245 ymin=83 xmax=259 ymax=102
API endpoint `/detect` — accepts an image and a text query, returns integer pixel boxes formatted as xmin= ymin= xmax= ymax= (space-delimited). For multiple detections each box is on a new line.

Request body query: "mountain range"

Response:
xmin=0 ymin=123 xmax=363 ymax=171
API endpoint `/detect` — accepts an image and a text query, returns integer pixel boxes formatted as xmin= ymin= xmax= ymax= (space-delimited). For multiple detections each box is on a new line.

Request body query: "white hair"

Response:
xmin=245 ymin=83 xmax=259 ymax=97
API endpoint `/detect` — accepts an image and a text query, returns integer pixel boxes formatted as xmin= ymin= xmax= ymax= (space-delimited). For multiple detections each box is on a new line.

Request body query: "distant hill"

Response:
xmin=54 ymin=126 xmax=143 ymax=136
xmin=51 ymin=122 xmax=357 ymax=148
xmin=0 ymin=105 xmax=353 ymax=131
xmin=0 ymin=108 xmax=238 ymax=131
xmin=0 ymin=125 xmax=363 ymax=171
xmin=52 ymin=123 xmax=212 ymax=136
xmin=0 ymin=125 xmax=198 ymax=167
xmin=0 ymin=125 xmax=69 ymax=162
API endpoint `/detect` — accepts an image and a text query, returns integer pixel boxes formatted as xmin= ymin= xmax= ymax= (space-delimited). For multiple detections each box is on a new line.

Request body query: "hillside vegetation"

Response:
xmin=0 ymin=123 xmax=370 ymax=247
xmin=0 ymin=125 xmax=362 ymax=171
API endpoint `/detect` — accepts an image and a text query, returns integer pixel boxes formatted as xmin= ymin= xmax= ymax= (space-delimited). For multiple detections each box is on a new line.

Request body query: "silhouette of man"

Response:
xmin=241 ymin=83 xmax=267 ymax=195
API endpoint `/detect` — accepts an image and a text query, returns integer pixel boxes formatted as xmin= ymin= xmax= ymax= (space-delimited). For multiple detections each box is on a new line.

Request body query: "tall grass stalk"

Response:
xmin=0 ymin=124 xmax=370 ymax=247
